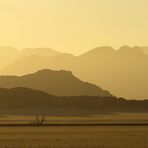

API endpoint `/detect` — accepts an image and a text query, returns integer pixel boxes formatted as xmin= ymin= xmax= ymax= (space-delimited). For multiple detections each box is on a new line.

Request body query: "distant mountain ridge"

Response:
xmin=19 ymin=48 xmax=60 ymax=58
xmin=0 ymin=47 xmax=60 ymax=71
xmin=0 ymin=69 xmax=112 ymax=97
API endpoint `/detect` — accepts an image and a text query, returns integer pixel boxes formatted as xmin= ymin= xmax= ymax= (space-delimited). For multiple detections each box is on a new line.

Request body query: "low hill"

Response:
xmin=0 ymin=87 xmax=148 ymax=116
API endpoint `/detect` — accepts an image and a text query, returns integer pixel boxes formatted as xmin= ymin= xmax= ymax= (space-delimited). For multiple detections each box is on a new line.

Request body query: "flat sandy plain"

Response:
xmin=0 ymin=126 xmax=147 ymax=148
xmin=0 ymin=113 xmax=147 ymax=148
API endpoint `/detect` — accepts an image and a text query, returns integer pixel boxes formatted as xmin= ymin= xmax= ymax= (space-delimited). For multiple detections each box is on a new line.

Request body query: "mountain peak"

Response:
xmin=33 ymin=69 xmax=73 ymax=76
xmin=118 ymin=45 xmax=144 ymax=55
xmin=20 ymin=48 xmax=60 ymax=58
xmin=88 ymin=46 xmax=114 ymax=54
xmin=0 ymin=69 xmax=112 ymax=97
xmin=80 ymin=46 xmax=115 ymax=58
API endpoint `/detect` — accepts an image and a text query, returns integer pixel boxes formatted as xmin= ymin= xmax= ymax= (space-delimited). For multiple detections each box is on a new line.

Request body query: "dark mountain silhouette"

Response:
xmin=0 ymin=69 xmax=112 ymax=97
xmin=0 ymin=87 xmax=51 ymax=108
xmin=0 ymin=87 xmax=148 ymax=116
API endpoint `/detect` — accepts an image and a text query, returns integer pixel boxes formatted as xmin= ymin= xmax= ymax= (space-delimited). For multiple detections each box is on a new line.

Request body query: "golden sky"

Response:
xmin=0 ymin=0 xmax=148 ymax=54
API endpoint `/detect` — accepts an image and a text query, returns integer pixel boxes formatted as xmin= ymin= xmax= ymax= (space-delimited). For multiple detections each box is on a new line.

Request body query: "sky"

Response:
xmin=0 ymin=0 xmax=148 ymax=54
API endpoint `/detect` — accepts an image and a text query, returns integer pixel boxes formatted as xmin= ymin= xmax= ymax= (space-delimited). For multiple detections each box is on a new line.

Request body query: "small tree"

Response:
xmin=40 ymin=116 xmax=45 ymax=125
xmin=30 ymin=116 xmax=46 ymax=126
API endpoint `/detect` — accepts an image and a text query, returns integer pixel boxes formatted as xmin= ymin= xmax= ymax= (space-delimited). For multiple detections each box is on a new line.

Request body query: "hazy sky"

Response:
xmin=0 ymin=0 xmax=148 ymax=54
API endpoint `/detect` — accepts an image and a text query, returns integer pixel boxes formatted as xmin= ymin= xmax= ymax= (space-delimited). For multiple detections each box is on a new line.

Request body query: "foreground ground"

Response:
xmin=0 ymin=113 xmax=147 ymax=148
xmin=0 ymin=126 xmax=147 ymax=148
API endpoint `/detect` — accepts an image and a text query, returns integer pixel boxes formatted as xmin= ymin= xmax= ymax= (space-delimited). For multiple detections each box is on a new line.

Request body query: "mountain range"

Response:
xmin=0 ymin=46 xmax=148 ymax=99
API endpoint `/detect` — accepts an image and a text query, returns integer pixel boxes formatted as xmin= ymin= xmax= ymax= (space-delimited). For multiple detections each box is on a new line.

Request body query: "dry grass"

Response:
xmin=0 ymin=126 xmax=147 ymax=148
